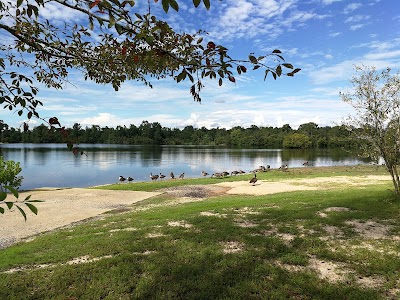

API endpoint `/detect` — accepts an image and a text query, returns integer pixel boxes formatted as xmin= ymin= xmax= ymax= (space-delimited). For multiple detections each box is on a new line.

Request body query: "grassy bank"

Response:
xmin=93 ymin=164 xmax=388 ymax=192
xmin=0 ymin=165 xmax=399 ymax=299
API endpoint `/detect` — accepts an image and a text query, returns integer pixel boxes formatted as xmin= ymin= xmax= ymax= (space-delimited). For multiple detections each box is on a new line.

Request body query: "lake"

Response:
xmin=0 ymin=143 xmax=373 ymax=190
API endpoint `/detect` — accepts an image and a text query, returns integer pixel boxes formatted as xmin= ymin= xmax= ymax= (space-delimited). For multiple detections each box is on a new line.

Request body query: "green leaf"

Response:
xmin=5 ymin=202 xmax=13 ymax=209
xmin=193 ymin=0 xmax=201 ymax=7
xmin=253 ymin=65 xmax=260 ymax=70
xmin=169 ymin=0 xmax=179 ymax=11
xmin=162 ymin=0 xmax=169 ymax=13
xmin=17 ymin=0 xmax=23 ymax=8
xmin=249 ymin=55 xmax=257 ymax=64
xmin=4 ymin=186 xmax=18 ymax=199
xmin=276 ymin=65 xmax=282 ymax=76
xmin=26 ymin=200 xmax=44 ymax=203
xmin=16 ymin=205 xmax=27 ymax=221
xmin=0 ymin=191 xmax=6 ymax=201
xmin=0 ymin=207 xmax=4 ymax=214
xmin=272 ymin=49 xmax=282 ymax=53
xmin=203 ymin=0 xmax=210 ymax=10
xmin=282 ymin=63 xmax=293 ymax=69
xmin=219 ymin=78 xmax=222 ymax=86
xmin=292 ymin=68 xmax=301 ymax=74
xmin=24 ymin=194 xmax=32 ymax=201
xmin=25 ymin=203 xmax=38 ymax=215
xmin=115 ymin=23 xmax=124 ymax=34
xmin=264 ymin=70 xmax=270 ymax=80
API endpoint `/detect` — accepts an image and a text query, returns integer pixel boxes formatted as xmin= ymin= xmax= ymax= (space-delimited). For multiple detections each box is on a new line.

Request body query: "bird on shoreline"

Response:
xmin=119 ymin=176 xmax=126 ymax=183
xmin=170 ymin=172 xmax=175 ymax=179
xmin=201 ymin=171 xmax=209 ymax=177
xmin=179 ymin=172 xmax=185 ymax=179
xmin=150 ymin=173 xmax=159 ymax=181
xmin=159 ymin=173 xmax=166 ymax=180
xmin=127 ymin=176 xmax=134 ymax=182
xmin=249 ymin=174 xmax=257 ymax=186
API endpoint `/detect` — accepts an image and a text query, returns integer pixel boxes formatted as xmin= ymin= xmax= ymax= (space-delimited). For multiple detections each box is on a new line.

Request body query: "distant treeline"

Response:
xmin=0 ymin=120 xmax=360 ymax=148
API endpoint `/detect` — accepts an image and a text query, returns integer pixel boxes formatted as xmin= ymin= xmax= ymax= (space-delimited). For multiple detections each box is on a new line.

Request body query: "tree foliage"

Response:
xmin=0 ymin=0 xmax=300 ymax=131
xmin=341 ymin=65 xmax=400 ymax=195
xmin=0 ymin=157 xmax=41 ymax=220
xmin=282 ymin=133 xmax=312 ymax=149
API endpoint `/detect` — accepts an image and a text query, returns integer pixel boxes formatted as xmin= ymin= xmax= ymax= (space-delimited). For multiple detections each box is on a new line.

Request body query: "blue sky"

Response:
xmin=1 ymin=0 xmax=399 ymax=130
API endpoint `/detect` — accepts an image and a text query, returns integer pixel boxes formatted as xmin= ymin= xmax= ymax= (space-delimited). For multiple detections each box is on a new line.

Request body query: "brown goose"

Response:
xmin=179 ymin=172 xmax=185 ymax=179
xmin=159 ymin=173 xmax=166 ymax=180
xmin=150 ymin=173 xmax=159 ymax=181
xmin=127 ymin=176 xmax=134 ymax=182
xmin=201 ymin=171 xmax=209 ymax=177
xmin=170 ymin=172 xmax=175 ymax=179
xmin=249 ymin=173 xmax=257 ymax=186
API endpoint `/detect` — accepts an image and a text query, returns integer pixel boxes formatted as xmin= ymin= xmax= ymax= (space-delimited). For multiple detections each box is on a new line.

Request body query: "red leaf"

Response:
xmin=206 ymin=58 xmax=210 ymax=66
xmin=207 ymin=42 xmax=216 ymax=50
xmin=228 ymin=76 xmax=235 ymax=83
xmin=240 ymin=65 xmax=247 ymax=73
xmin=122 ymin=46 xmax=127 ymax=56
xmin=89 ymin=0 xmax=101 ymax=9
xmin=49 ymin=117 xmax=60 ymax=126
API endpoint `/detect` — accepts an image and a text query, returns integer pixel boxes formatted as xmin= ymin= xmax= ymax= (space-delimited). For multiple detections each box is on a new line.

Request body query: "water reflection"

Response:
xmin=0 ymin=143 xmax=373 ymax=190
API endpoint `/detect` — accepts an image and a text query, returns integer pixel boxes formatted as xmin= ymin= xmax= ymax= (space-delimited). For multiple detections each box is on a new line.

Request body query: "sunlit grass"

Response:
xmin=0 ymin=165 xmax=399 ymax=299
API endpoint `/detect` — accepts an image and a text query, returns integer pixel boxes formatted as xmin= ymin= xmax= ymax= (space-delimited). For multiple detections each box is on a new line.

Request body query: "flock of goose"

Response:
xmin=118 ymin=162 xmax=311 ymax=185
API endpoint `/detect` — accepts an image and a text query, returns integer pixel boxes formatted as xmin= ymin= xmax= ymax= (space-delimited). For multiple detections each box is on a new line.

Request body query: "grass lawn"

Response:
xmin=0 ymin=165 xmax=399 ymax=299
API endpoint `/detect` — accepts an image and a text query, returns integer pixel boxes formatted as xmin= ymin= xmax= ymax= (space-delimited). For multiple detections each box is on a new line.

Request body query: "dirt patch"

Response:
xmin=221 ymin=241 xmax=244 ymax=254
xmin=345 ymin=220 xmax=392 ymax=239
xmin=0 ymin=188 xmax=161 ymax=249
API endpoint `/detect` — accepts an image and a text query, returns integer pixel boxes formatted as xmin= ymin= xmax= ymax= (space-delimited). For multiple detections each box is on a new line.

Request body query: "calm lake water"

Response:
xmin=0 ymin=143 xmax=372 ymax=190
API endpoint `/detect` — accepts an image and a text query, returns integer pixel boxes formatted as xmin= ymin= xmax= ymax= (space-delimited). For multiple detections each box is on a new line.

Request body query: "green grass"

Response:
xmin=1 ymin=165 xmax=399 ymax=299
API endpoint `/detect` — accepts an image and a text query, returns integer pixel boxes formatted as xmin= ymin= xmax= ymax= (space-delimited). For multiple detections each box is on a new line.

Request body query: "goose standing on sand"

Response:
xmin=150 ymin=173 xmax=159 ymax=181
xmin=170 ymin=172 xmax=175 ymax=179
xmin=249 ymin=174 xmax=257 ymax=186
xmin=179 ymin=172 xmax=185 ymax=179
xmin=119 ymin=176 xmax=126 ymax=183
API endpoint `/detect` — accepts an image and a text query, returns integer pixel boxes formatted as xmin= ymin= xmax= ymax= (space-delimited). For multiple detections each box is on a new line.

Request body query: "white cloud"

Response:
xmin=329 ymin=32 xmax=342 ymax=37
xmin=321 ymin=0 xmax=343 ymax=4
xmin=350 ymin=24 xmax=365 ymax=31
xmin=343 ymin=3 xmax=362 ymax=14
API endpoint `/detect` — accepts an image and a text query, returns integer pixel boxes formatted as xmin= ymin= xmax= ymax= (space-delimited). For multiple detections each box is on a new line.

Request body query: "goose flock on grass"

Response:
xmin=118 ymin=162 xmax=312 ymax=184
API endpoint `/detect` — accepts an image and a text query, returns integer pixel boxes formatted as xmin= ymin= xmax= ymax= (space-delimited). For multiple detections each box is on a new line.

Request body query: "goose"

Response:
xmin=249 ymin=174 xmax=257 ymax=186
xmin=281 ymin=164 xmax=289 ymax=172
xmin=222 ymin=171 xmax=230 ymax=177
xmin=159 ymin=173 xmax=166 ymax=180
xmin=127 ymin=176 xmax=134 ymax=182
xmin=119 ymin=175 xmax=126 ymax=183
xmin=150 ymin=173 xmax=159 ymax=181
xmin=170 ymin=172 xmax=175 ymax=179
xmin=211 ymin=172 xmax=222 ymax=178
xmin=303 ymin=161 xmax=309 ymax=166
xmin=179 ymin=172 xmax=185 ymax=179
xmin=231 ymin=170 xmax=240 ymax=176
xmin=201 ymin=171 xmax=209 ymax=177
xmin=239 ymin=170 xmax=246 ymax=174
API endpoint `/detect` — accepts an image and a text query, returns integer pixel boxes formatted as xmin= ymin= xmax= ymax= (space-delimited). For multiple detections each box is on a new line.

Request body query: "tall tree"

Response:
xmin=0 ymin=0 xmax=300 ymax=130
xmin=341 ymin=65 xmax=400 ymax=195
